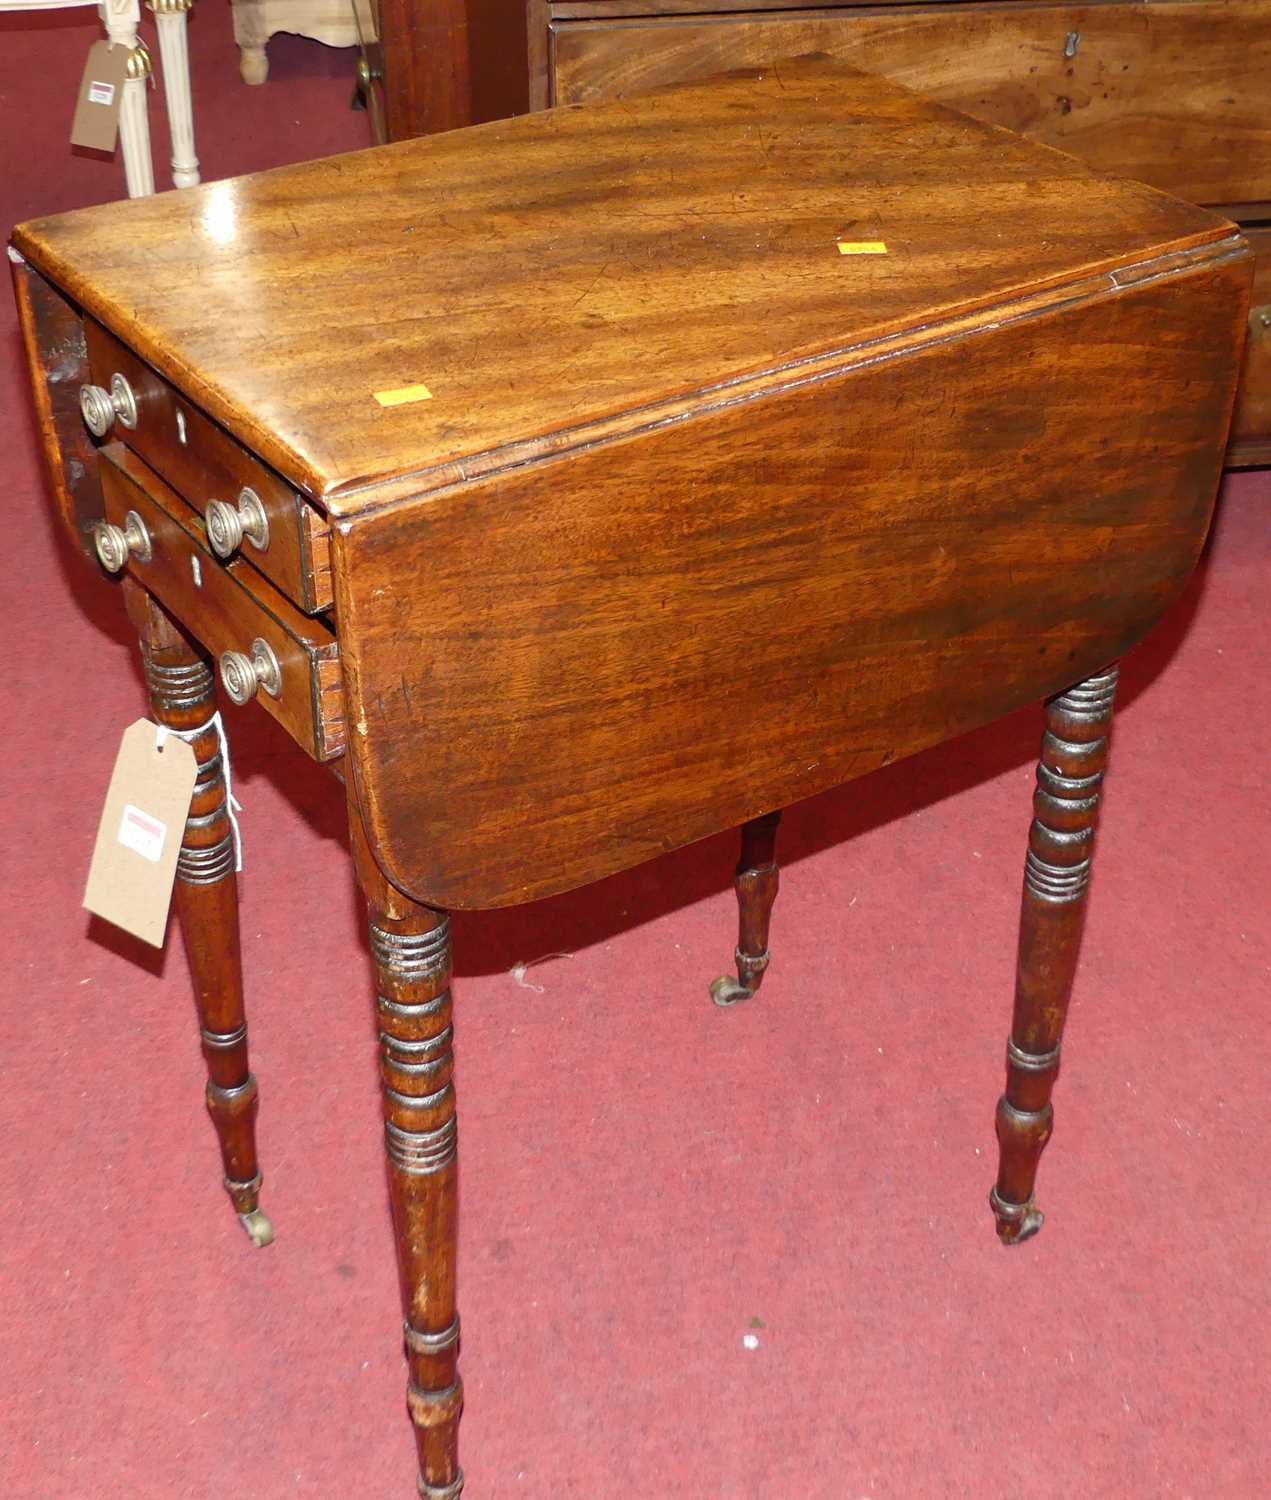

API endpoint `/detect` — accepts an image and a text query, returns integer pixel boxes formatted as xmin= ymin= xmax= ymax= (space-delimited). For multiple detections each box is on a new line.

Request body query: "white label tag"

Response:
xmin=70 ymin=40 xmax=128 ymax=151
xmin=83 ymin=719 xmax=198 ymax=947
xmin=118 ymin=802 xmax=167 ymax=862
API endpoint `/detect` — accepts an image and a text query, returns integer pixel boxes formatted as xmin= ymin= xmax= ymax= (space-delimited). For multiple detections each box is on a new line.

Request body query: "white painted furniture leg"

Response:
xmin=232 ymin=0 xmax=269 ymax=84
xmin=102 ymin=0 xmax=155 ymax=197
xmin=149 ymin=0 xmax=199 ymax=186
xmin=229 ymin=0 xmax=359 ymax=86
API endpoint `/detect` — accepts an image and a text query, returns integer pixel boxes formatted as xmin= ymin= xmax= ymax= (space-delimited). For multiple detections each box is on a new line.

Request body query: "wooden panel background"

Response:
xmin=1230 ymin=224 xmax=1271 ymax=460
xmin=551 ymin=1 xmax=1271 ymax=205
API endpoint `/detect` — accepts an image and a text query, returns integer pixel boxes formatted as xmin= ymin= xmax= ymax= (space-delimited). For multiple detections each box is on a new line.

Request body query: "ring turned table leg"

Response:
xmin=991 ymin=665 xmax=1119 ymax=1245
xmin=711 ymin=810 xmax=782 ymax=1007
xmin=125 ymin=583 xmax=272 ymax=1246
xmin=349 ymin=794 xmax=463 ymax=1499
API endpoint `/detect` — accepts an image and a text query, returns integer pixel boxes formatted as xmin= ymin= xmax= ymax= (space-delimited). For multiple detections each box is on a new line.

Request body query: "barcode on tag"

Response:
xmin=87 ymin=81 xmax=116 ymax=106
xmin=118 ymin=802 xmax=167 ymax=863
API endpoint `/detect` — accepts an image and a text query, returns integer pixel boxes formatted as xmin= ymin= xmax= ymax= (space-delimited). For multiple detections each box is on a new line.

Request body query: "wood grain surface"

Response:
xmin=11 ymin=59 xmax=1236 ymax=514
xmin=337 ymin=242 xmax=1249 ymax=908
xmin=550 ymin=2 xmax=1271 ymax=206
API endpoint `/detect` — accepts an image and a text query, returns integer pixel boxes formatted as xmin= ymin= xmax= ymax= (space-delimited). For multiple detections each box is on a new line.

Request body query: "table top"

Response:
xmin=12 ymin=57 xmax=1230 ymax=516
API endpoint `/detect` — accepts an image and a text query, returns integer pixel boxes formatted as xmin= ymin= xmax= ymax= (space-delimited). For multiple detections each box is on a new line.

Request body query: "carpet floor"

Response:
xmin=1 ymin=8 xmax=1268 ymax=1497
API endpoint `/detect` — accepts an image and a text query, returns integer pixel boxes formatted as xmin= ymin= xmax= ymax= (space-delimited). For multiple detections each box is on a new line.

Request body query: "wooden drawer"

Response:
xmin=1230 ymin=225 xmax=1271 ymax=464
xmin=98 ymin=443 xmax=346 ymax=761
xmin=550 ymin=0 xmax=1271 ymax=207
xmin=85 ymin=321 xmax=334 ymax=613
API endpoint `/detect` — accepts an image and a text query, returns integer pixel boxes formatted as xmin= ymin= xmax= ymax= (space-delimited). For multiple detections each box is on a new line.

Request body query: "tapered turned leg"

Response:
xmin=350 ymin=792 xmax=463 ymax=1498
xmin=711 ymin=810 xmax=782 ymax=1007
xmin=126 ymin=584 xmax=272 ymax=1246
xmin=991 ymin=665 xmax=1119 ymax=1245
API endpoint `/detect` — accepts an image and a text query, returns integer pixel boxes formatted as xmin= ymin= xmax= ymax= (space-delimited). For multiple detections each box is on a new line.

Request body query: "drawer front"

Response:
xmin=1230 ymin=225 xmax=1271 ymax=464
xmin=84 ymin=321 xmax=334 ymax=613
xmin=98 ymin=444 xmax=346 ymax=761
xmin=551 ymin=1 xmax=1271 ymax=206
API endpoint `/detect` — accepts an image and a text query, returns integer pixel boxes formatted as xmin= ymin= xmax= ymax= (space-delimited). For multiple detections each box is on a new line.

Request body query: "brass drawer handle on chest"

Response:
xmin=79 ymin=373 xmax=137 ymax=436
xmin=82 ymin=319 xmax=335 ymax=614
xmin=92 ymin=508 xmax=152 ymax=570
xmin=206 ymin=488 xmax=271 ymax=558
xmin=94 ymin=441 xmax=346 ymax=762
xmin=219 ymin=639 xmax=282 ymax=703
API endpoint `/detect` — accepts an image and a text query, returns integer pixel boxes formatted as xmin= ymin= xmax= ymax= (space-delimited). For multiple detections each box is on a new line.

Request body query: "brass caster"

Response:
xmin=989 ymin=1188 xmax=1044 ymax=1246
xmin=238 ymin=1208 xmax=275 ymax=1247
xmin=710 ymin=974 xmax=755 ymax=1007
xmin=418 ymin=1470 xmax=465 ymax=1499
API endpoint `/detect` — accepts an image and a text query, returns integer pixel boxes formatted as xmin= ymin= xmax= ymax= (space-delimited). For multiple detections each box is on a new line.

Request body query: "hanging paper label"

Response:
xmin=83 ymin=719 xmax=197 ymax=946
xmin=71 ymin=41 xmax=129 ymax=152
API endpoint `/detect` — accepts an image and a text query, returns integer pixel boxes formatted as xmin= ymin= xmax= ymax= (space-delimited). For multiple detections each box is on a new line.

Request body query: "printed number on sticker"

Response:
xmin=118 ymin=803 xmax=167 ymax=863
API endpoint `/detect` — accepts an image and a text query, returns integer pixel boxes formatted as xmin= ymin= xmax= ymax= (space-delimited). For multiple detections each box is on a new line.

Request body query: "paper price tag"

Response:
xmin=70 ymin=40 xmax=129 ymax=152
xmin=373 ymin=384 xmax=433 ymax=407
xmin=83 ymin=720 xmax=197 ymax=947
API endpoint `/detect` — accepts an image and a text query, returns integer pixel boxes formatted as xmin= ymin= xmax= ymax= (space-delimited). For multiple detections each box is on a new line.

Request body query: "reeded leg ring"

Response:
xmin=418 ymin=1472 xmax=465 ymax=1499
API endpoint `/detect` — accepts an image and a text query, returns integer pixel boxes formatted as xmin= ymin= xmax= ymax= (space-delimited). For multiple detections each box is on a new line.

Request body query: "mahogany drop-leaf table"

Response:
xmin=10 ymin=59 xmax=1251 ymax=1496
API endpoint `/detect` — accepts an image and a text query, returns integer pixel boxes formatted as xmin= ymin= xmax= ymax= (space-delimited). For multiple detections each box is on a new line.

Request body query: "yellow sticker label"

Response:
xmin=373 ymin=384 xmax=434 ymax=407
xmin=837 ymin=241 xmax=888 ymax=255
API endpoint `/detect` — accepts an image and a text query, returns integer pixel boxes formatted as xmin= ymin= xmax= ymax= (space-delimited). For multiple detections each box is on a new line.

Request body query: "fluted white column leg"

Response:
xmin=149 ymin=0 xmax=200 ymax=187
xmin=102 ymin=0 xmax=155 ymax=197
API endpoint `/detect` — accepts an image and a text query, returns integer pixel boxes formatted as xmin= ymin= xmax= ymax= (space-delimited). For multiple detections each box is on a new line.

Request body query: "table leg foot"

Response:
xmin=417 ymin=1472 xmax=465 ymax=1498
xmin=711 ymin=810 xmax=782 ymax=1007
xmin=989 ymin=1187 xmax=1044 ymax=1246
xmin=239 ymin=44 xmax=268 ymax=85
xmin=234 ymin=1196 xmax=275 ymax=1248
xmin=991 ymin=665 xmax=1118 ymax=1244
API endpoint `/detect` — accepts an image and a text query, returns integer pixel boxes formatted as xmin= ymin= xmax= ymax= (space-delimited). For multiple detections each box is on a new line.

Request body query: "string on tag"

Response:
xmin=154 ymin=711 xmax=244 ymax=872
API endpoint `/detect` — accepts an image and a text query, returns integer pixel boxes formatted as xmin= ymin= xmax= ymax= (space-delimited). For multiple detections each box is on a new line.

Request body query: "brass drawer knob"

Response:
xmin=220 ymin=638 xmax=283 ymax=704
xmin=206 ymin=487 xmax=270 ymax=558
xmin=79 ymin=373 xmax=138 ymax=436
xmin=92 ymin=509 xmax=152 ymax=572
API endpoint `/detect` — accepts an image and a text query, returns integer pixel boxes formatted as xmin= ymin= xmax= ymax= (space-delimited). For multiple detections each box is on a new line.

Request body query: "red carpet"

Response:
xmin=2 ymin=10 xmax=1269 ymax=1497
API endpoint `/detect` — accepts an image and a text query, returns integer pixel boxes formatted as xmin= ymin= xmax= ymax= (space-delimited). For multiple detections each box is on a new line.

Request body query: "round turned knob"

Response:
xmin=205 ymin=488 xmax=270 ymax=558
xmin=79 ymin=374 xmax=138 ymax=437
xmin=80 ymin=384 xmax=115 ymax=437
xmin=219 ymin=638 xmax=282 ymax=704
xmin=92 ymin=509 xmax=152 ymax=572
